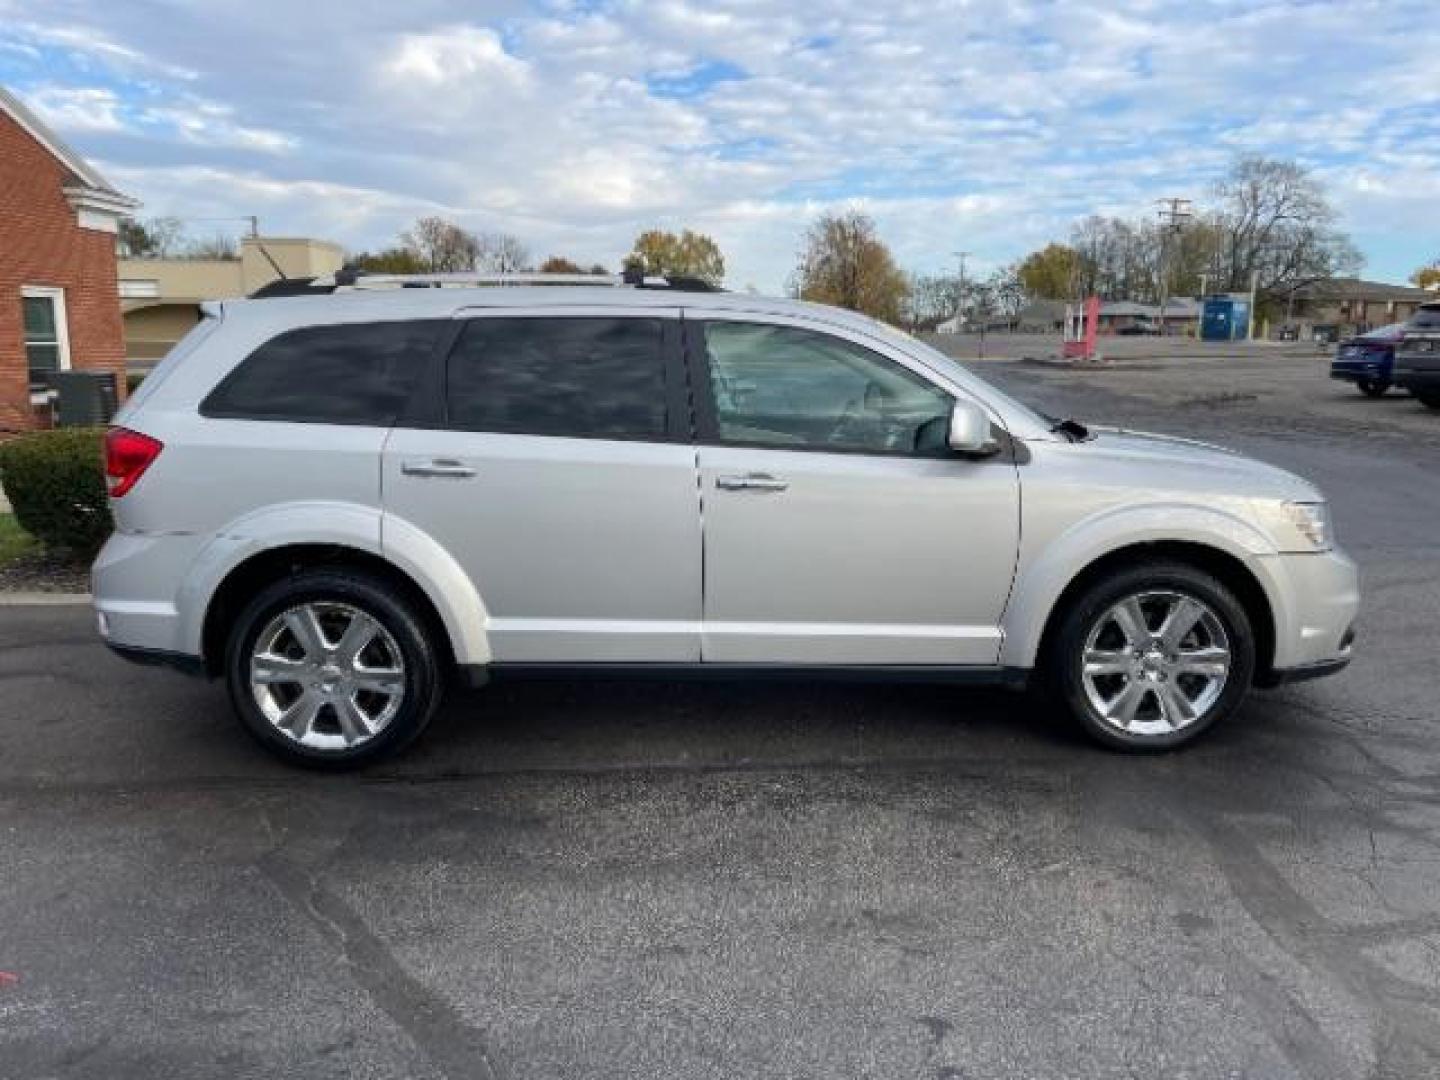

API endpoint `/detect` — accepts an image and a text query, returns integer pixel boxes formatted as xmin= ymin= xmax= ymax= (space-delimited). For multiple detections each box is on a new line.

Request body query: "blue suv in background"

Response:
xmin=1329 ymin=322 xmax=1408 ymax=397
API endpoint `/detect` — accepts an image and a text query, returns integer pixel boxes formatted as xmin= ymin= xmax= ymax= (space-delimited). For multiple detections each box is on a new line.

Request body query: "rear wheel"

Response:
xmin=225 ymin=569 xmax=445 ymax=768
xmin=1357 ymin=379 xmax=1390 ymax=397
xmin=1046 ymin=562 xmax=1256 ymax=751
xmin=1415 ymin=391 xmax=1440 ymax=411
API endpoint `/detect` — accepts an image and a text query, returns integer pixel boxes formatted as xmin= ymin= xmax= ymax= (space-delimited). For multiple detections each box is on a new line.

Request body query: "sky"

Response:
xmin=1 ymin=0 xmax=1436 ymax=291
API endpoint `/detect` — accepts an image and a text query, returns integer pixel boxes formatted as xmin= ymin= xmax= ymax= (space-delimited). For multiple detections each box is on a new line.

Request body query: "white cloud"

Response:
xmin=24 ymin=84 xmax=125 ymax=131
xmin=385 ymin=25 xmax=530 ymax=87
xmin=2 ymin=0 xmax=1435 ymax=286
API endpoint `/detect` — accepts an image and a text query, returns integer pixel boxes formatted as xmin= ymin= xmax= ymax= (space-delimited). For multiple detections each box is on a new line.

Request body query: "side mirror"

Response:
xmin=947 ymin=400 xmax=999 ymax=457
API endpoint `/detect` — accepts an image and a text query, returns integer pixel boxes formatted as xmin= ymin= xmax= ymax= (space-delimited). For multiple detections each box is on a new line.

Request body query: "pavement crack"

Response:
xmin=257 ymin=851 xmax=502 ymax=1080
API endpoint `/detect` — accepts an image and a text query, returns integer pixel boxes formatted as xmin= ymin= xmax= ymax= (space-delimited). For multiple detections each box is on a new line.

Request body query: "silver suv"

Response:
xmin=94 ymin=273 xmax=1358 ymax=767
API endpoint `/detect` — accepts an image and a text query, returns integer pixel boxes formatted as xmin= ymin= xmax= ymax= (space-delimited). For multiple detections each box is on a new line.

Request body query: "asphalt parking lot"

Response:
xmin=3 ymin=345 xmax=1439 ymax=1079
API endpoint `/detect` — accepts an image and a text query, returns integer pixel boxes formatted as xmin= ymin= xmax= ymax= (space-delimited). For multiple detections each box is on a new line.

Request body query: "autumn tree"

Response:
xmin=350 ymin=247 xmax=428 ymax=274
xmin=539 ymin=255 xmax=583 ymax=273
xmin=626 ymin=229 xmax=725 ymax=285
xmin=402 ymin=216 xmax=481 ymax=272
xmin=1412 ymin=260 xmax=1440 ymax=290
xmin=117 ymin=216 xmax=185 ymax=258
xmin=791 ymin=210 xmax=908 ymax=323
xmin=1017 ymin=243 xmax=1082 ymax=300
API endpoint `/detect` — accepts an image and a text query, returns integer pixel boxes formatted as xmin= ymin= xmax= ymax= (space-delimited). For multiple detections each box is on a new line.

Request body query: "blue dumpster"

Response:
xmin=1202 ymin=297 xmax=1250 ymax=341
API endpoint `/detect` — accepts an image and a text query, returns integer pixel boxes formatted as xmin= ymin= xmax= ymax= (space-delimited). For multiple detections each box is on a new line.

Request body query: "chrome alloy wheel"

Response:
xmin=249 ymin=602 xmax=406 ymax=751
xmin=1080 ymin=590 xmax=1231 ymax=737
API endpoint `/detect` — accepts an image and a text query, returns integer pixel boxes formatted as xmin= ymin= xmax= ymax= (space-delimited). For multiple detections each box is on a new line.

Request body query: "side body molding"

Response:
xmin=999 ymin=502 xmax=1282 ymax=670
xmin=175 ymin=501 xmax=491 ymax=666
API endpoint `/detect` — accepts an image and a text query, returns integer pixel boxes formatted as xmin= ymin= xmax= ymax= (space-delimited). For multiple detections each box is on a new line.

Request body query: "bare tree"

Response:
xmin=1210 ymin=156 xmax=1361 ymax=302
xmin=402 ymin=216 xmax=481 ymax=272
xmin=477 ymin=232 xmax=531 ymax=274
xmin=184 ymin=233 xmax=239 ymax=260
xmin=904 ymin=273 xmax=963 ymax=330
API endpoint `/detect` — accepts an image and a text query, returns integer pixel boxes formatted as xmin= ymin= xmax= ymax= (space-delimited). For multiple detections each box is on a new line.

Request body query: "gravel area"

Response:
xmin=0 ymin=548 xmax=91 ymax=593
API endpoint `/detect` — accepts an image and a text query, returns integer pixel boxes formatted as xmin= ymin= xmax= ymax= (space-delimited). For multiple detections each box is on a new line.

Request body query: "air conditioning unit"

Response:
xmin=50 ymin=371 xmax=119 ymax=428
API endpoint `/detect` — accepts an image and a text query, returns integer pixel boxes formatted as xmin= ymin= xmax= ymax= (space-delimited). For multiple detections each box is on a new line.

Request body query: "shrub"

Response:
xmin=0 ymin=428 xmax=112 ymax=554
xmin=126 ymin=371 xmax=147 ymax=394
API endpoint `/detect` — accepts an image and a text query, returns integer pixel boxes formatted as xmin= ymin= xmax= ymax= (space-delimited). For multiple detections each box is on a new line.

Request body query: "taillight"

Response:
xmin=105 ymin=427 xmax=163 ymax=498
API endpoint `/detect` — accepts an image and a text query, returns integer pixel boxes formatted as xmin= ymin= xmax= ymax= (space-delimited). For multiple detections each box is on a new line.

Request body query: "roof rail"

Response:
xmin=344 ymin=272 xmax=627 ymax=290
xmin=246 ymin=270 xmax=725 ymax=299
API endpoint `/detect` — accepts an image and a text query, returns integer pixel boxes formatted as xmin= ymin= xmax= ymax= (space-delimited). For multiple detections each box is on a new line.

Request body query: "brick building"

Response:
xmin=1 ymin=84 xmax=138 ymax=434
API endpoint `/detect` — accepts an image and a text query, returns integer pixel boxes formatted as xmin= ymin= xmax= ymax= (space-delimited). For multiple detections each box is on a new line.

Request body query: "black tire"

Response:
xmin=1357 ymin=379 xmax=1390 ymax=398
xmin=224 ymin=569 xmax=446 ymax=769
xmin=1043 ymin=561 xmax=1256 ymax=752
xmin=1415 ymin=391 xmax=1440 ymax=411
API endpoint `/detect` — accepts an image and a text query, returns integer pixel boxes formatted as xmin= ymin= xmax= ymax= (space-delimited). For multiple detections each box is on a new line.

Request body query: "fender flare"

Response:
xmin=999 ymin=502 xmax=1281 ymax=669
xmin=176 ymin=501 xmax=490 ymax=666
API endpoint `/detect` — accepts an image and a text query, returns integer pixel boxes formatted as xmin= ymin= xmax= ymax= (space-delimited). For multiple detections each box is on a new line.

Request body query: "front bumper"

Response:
xmin=1329 ymin=362 xmax=1387 ymax=383
xmin=1253 ymin=547 xmax=1359 ymax=683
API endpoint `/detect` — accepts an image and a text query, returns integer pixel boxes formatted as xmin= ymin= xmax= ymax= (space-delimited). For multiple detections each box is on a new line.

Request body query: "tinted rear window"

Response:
xmin=1411 ymin=305 xmax=1440 ymax=330
xmin=202 ymin=320 xmax=443 ymax=424
xmin=446 ymin=317 xmax=667 ymax=439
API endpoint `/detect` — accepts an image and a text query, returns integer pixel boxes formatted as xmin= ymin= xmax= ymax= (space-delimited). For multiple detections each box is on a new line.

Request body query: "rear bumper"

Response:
xmin=92 ymin=530 xmax=205 ymax=657
xmin=105 ymin=641 xmax=207 ymax=678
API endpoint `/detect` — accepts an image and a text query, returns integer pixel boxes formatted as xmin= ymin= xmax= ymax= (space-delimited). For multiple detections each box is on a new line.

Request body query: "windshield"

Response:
xmin=1361 ymin=322 xmax=1409 ymax=340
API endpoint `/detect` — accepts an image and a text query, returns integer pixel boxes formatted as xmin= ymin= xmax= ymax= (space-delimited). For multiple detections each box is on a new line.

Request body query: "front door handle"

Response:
xmin=716 ymin=473 xmax=788 ymax=492
xmin=401 ymin=458 xmax=476 ymax=479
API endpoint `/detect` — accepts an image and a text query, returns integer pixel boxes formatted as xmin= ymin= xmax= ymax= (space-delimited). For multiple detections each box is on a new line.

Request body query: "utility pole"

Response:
xmin=952 ymin=251 xmax=970 ymax=330
xmin=1155 ymin=198 xmax=1192 ymax=335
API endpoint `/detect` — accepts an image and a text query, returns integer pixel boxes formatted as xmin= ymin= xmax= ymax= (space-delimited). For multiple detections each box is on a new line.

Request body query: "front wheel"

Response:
xmin=1415 ymin=391 xmax=1440 ymax=411
xmin=1045 ymin=562 xmax=1256 ymax=751
xmin=225 ymin=569 xmax=446 ymax=768
xmin=1357 ymin=379 xmax=1390 ymax=398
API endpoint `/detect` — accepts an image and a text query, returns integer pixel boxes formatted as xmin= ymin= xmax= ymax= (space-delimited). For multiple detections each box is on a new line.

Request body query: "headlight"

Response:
xmin=1283 ymin=501 xmax=1332 ymax=550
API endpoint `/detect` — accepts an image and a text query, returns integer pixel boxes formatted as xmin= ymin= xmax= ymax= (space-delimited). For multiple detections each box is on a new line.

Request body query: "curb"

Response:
xmin=1019 ymin=355 xmax=1168 ymax=372
xmin=0 ymin=592 xmax=92 ymax=606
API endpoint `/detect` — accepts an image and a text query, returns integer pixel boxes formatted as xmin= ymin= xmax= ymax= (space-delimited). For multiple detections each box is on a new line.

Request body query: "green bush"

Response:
xmin=0 ymin=428 xmax=112 ymax=554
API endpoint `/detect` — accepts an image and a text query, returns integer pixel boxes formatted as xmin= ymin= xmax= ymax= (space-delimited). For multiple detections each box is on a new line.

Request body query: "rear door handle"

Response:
xmin=401 ymin=458 xmax=476 ymax=479
xmin=716 ymin=473 xmax=788 ymax=492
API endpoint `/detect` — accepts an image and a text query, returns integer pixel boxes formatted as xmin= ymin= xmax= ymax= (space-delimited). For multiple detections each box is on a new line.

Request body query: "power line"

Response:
xmin=1155 ymin=198 xmax=1193 ymax=331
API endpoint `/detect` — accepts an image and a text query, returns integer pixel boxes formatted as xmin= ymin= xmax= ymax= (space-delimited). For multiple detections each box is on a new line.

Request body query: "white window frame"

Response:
xmin=21 ymin=285 xmax=71 ymax=403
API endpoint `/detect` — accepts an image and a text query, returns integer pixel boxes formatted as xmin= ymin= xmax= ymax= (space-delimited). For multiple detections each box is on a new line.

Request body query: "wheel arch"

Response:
xmin=200 ymin=544 xmax=458 ymax=679
xmin=1019 ymin=540 xmax=1276 ymax=684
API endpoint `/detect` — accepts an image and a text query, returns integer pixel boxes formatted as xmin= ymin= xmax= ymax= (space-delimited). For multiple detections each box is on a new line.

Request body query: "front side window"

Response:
xmin=700 ymin=321 xmax=953 ymax=455
xmin=446 ymin=317 xmax=667 ymax=439
xmin=202 ymin=320 xmax=443 ymax=424
xmin=22 ymin=288 xmax=69 ymax=390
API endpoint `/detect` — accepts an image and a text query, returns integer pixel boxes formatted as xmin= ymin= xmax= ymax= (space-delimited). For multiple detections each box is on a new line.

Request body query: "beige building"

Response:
xmin=118 ymin=236 xmax=343 ymax=363
xmin=1282 ymin=277 xmax=1434 ymax=337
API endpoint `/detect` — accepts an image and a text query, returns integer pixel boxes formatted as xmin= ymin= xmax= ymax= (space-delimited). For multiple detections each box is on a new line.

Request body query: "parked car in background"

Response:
xmin=1116 ymin=319 xmax=1161 ymax=337
xmin=92 ymin=273 xmax=1359 ymax=767
xmin=1329 ymin=321 xmax=1409 ymax=397
xmin=1394 ymin=302 xmax=1440 ymax=410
